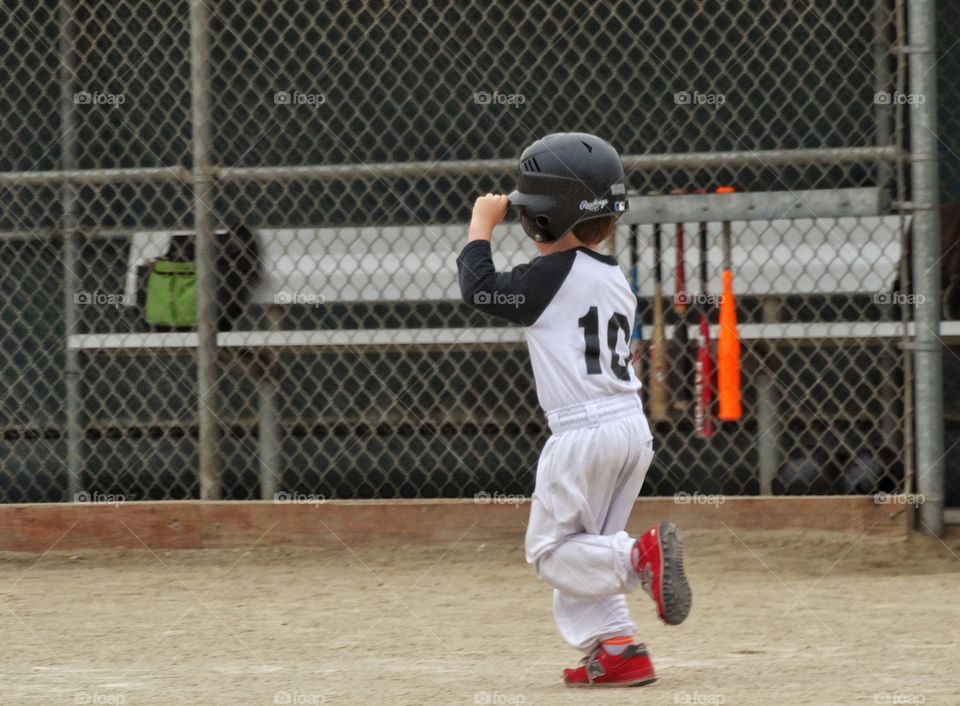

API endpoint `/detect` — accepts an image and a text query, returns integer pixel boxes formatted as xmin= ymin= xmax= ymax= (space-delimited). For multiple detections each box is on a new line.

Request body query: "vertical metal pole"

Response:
xmin=756 ymin=374 xmax=777 ymax=494
xmin=907 ymin=0 xmax=943 ymax=535
xmin=190 ymin=0 xmax=220 ymax=499
xmin=257 ymin=375 xmax=279 ymax=499
xmin=757 ymin=296 xmax=780 ymax=495
xmin=258 ymin=305 xmax=282 ymax=499
xmin=873 ymin=0 xmax=894 ymax=189
xmin=59 ymin=0 xmax=82 ymax=501
xmin=894 ymin=0 xmax=917 ymax=536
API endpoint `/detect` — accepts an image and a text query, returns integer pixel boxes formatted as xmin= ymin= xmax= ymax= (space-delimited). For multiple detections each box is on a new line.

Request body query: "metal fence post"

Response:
xmin=907 ymin=0 xmax=944 ymax=535
xmin=757 ymin=296 xmax=782 ymax=495
xmin=58 ymin=0 xmax=81 ymax=501
xmin=189 ymin=0 xmax=220 ymax=499
xmin=257 ymin=305 xmax=283 ymax=500
xmin=873 ymin=0 xmax=894 ymax=190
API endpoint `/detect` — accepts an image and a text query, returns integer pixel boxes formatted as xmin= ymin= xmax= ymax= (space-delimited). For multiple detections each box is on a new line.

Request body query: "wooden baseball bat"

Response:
xmin=716 ymin=185 xmax=742 ymax=421
xmin=648 ymin=219 xmax=669 ymax=421
xmin=694 ymin=193 xmax=715 ymax=438
xmin=670 ymin=189 xmax=692 ymax=411
xmin=629 ymin=223 xmax=643 ymax=382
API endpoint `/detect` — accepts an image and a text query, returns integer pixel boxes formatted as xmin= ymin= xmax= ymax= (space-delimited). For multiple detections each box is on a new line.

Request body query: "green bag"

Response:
xmin=145 ymin=259 xmax=198 ymax=328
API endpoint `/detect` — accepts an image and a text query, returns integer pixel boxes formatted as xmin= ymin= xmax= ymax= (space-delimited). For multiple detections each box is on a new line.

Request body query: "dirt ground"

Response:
xmin=2 ymin=529 xmax=959 ymax=706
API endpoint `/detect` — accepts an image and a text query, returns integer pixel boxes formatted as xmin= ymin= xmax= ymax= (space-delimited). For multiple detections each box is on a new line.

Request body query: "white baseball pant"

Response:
xmin=524 ymin=393 xmax=654 ymax=652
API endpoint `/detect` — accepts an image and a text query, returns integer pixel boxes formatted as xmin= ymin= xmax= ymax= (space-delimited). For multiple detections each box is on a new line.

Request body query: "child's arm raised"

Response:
xmin=457 ymin=194 xmax=573 ymax=327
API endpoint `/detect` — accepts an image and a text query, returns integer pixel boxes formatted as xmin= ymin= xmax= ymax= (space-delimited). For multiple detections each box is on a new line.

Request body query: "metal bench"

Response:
xmin=69 ymin=187 xmax=941 ymax=497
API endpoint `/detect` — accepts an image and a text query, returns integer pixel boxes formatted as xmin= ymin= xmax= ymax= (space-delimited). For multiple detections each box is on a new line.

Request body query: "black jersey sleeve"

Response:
xmin=456 ymin=240 xmax=576 ymax=326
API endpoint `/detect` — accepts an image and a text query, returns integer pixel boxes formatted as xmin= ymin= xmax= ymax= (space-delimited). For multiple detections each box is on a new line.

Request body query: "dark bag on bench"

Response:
xmin=141 ymin=226 xmax=261 ymax=331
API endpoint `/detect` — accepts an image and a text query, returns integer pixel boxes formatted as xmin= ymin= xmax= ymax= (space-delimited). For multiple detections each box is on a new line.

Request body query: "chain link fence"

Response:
xmin=0 ymin=0 xmax=948 ymax=510
xmin=936 ymin=0 xmax=960 ymax=509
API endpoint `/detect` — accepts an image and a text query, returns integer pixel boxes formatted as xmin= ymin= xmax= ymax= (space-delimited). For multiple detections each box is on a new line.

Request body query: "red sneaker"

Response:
xmin=632 ymin=521 xmax=692 ymax=625
xmin=563 ymin=644 xmax=656 ymax=687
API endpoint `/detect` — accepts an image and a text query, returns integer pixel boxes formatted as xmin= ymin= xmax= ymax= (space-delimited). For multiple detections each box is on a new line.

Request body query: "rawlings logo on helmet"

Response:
xmin=579 ymin=198 xmax=608 ymax=212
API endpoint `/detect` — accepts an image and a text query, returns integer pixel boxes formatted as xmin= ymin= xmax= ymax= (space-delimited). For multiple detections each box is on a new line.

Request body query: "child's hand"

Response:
xmin=469 ymin=193 xmax=509 ymax=241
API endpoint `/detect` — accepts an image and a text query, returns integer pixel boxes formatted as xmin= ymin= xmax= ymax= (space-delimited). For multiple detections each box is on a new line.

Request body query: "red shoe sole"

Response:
xmin=565 ymin=675 xmax=657 ymax=688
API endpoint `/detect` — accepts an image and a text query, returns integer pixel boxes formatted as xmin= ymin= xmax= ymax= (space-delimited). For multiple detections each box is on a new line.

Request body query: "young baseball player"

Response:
xmin=457 ymin=133 xmax=691 ymax=687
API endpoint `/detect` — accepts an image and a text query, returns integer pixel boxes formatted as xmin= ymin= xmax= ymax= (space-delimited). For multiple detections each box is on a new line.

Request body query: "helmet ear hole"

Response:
xmin=520 ymin=210 xmax=554 ymax=243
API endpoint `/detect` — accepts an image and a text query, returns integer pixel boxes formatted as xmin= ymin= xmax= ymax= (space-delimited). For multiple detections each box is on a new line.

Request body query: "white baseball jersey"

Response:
xmin=457 ymin=241 xmax=642 ymax=414
xmin=458 ymin=239 xmax=655 ymax=653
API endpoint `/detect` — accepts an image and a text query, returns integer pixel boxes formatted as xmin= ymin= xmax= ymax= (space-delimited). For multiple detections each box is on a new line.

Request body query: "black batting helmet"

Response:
xmin=508 ymin=132 xmax=629 ymax=243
